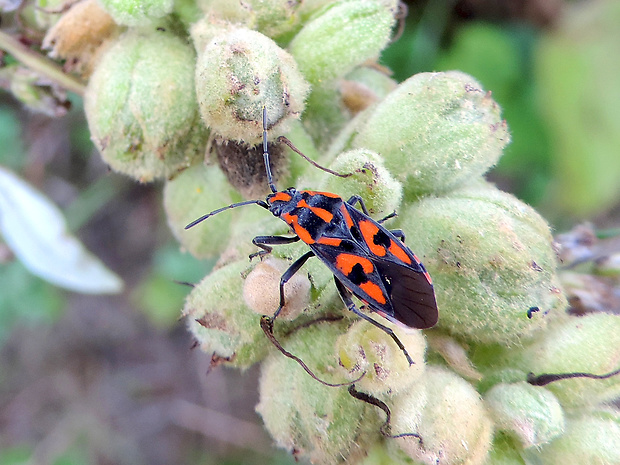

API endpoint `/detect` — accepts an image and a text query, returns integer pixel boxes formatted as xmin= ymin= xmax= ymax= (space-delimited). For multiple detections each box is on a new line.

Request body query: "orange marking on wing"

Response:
xmin=359 ymin=281 xmax=387 ymax=304
xmin=297 ymin=199 xmax=334 ymax=223
xmin=335 ymin=253 xmax=374 ymax=275
xmin=317 ymin=237 xmax=342 ymax=247
xmin=388 ymin=240 xmax=412 ymax=264
xmin=340 ymin=204 xmax=355 ymax=229
xmin=359 ymin=220 xmax=386 ymax=257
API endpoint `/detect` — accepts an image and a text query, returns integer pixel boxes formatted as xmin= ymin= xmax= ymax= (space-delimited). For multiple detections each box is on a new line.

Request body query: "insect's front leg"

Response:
xmin=266 ymin=250 xmax=315 ymax=323
xmin=250 ymin=235 xmax=300 ymax=260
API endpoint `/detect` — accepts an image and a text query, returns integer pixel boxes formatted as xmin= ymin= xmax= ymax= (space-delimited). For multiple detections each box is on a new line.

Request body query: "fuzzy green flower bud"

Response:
xmin=243 ymin=257 xmax=311 ymax=321
xmin=195 ymin=28 xmax=309 ymax=143
xmin=513 ymin=313 xmax=620 ymax=407
xmin=241 ymin=0 xmax=304 ymax=41
xmin=337 ymin=320 xmax=426 ymax=395
xmin=352 ymin=71 xmax=509 ymax=197
xmin=484 ymin=382 xmax=565 ymax=448
xmin=320 ymin=149 xmax=403 ymax=216
xmin=257 ymin=320 xmax=381 ymax=464
xmin=391 ymin=366 xmax=493 ymax=465
xmin=184 ymin=260 xmax=270 ymax=367
xmin=163 ymin=163 xmax=238 ymax=259
xmin=98 ymin=0 xmax=174 ymax=26
xmin=397 ymin=182 xmax=566 ymax=344
xmin=487 ymin=434 xmax=527 ymax=465
xmin=341 ymin=66 xmax=398 ymax=114
xmin=523 ymin=410 xmax=620 ymax=465
xmin=289 ymin=0 xmax=397 ymax=84
xmin=85 ymin=29 xmax=206 ymax=182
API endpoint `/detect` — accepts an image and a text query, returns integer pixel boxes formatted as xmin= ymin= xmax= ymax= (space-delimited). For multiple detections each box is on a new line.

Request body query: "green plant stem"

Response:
xmin=0 ymin=30 xmax=86 ymax=96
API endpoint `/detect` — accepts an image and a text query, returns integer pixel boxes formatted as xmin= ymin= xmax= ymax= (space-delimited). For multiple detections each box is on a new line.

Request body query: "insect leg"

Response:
xmin=377 ymin=211 xmax=397 ymax=224
xmin=334 ymin=277 xmax=415 ymax=366
xmin=251 ymin=235 xmax=300 ymax=260
xmin=259 ymin=317 xmax=363 ymax=388
xmin=389 ymin=229 xmax=405 ymax=242
xmin=348 ymin=384 xmax=423 ymax=443
xmin=527 ymin=366 xmax=620 ymax=386
xmin=346 ymin=195 xmax=371 ymax=215
xmin=266 ymin=250 xmax=315 ymax=321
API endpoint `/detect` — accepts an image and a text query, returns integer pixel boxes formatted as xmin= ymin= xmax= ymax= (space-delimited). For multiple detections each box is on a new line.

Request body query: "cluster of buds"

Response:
xmin=26 ymin=0 xmax=620 ymax=463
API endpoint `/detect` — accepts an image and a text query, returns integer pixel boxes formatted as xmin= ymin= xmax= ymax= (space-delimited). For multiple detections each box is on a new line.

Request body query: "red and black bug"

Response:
xmin=186 ymin=108 xmax=438 ymax=366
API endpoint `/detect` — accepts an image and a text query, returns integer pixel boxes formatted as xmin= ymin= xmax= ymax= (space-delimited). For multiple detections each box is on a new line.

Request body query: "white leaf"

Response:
xmin=0 ymin=166 xmax=124 ymax=294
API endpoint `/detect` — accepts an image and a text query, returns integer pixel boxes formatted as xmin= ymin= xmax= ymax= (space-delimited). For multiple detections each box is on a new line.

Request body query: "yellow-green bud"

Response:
xmin=98 ymin=0 xmax=174 ymax=26
xmin=484 ymin=382 xmax=565 ymax=448
xmin=523 ymin=410 xmax=620 ymax=465
xmin=257 ymin=320 xmax=380 ymax=464
xmin=289 ymin=0 xmax=397 ymax=84
xmin=391 ymin=366 xmax=493 ymax=465
xmin=321 ymin=149 xmax=403 ymax=216
xmin=397 ymin=182 xmax=566 ymax=344
xmin=352 ymin=72 xmax=509 ymax=196
xmin=184 ymin=260 xmax=270 ymax=368
xmin=337 ymin=320 xmax=426 ymax=395
xmin=513 ymin=313 xmax=620 ymax=407
xmin=242 ymin=0 xmax=305 ymax=41
xmin=487 ymin=434 xmax=527 ymax=465
xmin=195 ymin=28 xmax=309 ymax=143
xmin=85 ymin=29 xmax=206 ymax=182
xmin=163 ymin=163 xmax=238 ymax=259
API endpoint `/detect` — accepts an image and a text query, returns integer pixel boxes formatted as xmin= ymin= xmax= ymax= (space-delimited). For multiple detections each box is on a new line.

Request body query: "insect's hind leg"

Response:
xmin=334 ymin=277 xmax=414 ymax=366
xmin=259 ymin=251 xmax=366 ymax=388
xmin=250 ymin=235 xmax=300 ymax=260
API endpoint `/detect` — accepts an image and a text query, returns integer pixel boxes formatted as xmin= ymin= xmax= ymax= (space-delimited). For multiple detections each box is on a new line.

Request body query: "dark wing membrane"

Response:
xmin=372 ymin=257 xmax=438 ymax=329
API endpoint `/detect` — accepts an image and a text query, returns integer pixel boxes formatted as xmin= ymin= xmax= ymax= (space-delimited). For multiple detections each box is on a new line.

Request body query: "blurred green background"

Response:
xmin=1 ymin=0 xmax=620 ymax=463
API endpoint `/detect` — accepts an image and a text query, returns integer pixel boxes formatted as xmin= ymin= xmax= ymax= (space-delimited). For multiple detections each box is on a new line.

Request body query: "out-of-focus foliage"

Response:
xmin=536 ymin=0 xmax=620 ymax=219
xmin=132 ymin=243 xmax=214 ymax=328
xmin=381 ymin=0 xmax=620 ymax=224
xmin=1 ymin=0 xmax=620 ymax=464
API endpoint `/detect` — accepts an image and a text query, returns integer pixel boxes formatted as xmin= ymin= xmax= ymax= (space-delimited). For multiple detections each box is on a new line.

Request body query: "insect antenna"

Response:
xmin=262 ymin=106 xmax=278 ymax=193
xmin=347 ymin=384 xmax=424 ymax=444
xmin=260 ymin=316 xmax=364 ymax=388
xmin=527 ymin=366 xmax=620 ymax=386
xmin=184 ymin=199 xmax=269 ymax=229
